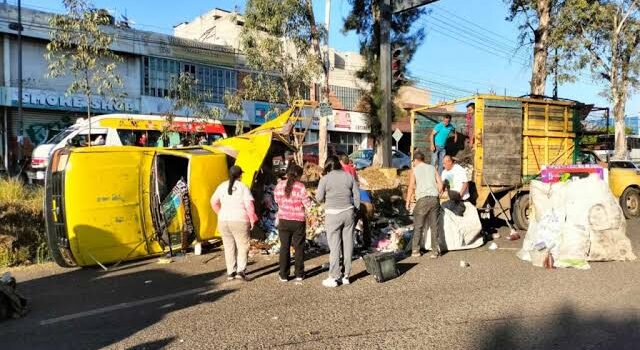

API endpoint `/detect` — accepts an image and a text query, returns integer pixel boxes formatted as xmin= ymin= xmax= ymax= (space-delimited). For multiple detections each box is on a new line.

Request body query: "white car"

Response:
xmin=350 ymin=149 xmax=411 ymax=170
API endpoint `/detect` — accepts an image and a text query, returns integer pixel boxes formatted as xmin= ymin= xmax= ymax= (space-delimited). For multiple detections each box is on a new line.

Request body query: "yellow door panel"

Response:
xmin=65 ymin=149 xmax=155 ymax=266
xmin=187 ymin=154 xmax=229 ymax=240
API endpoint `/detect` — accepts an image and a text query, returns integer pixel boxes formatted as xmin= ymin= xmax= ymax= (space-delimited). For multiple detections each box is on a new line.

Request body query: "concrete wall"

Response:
xmin=10 ymin=38 xmax=140 ymax=98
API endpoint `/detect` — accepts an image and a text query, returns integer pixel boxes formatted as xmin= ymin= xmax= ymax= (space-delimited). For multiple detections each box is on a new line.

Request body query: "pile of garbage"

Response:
xmin=302 ymin=163 xmax=323 ymax=183
xmin=254 ymin=183 xmax=281 ymax=254
xmin=518 ymin=175 xmax=636 ymax=269
xmin=358 ymin=167 xmax=398 ymax=190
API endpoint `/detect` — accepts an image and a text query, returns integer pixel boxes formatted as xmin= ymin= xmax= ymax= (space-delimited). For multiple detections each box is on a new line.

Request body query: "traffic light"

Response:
xmin=392 ymin=47 xmax=405 ymax=88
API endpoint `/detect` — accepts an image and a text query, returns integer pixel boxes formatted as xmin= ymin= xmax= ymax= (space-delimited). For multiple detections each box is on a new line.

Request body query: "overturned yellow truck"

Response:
xmin=44 ymin=101 xmax=316 ymax=267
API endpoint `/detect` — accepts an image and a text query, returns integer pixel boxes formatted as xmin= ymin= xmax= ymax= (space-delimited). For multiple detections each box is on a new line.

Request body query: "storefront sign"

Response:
xmin=10 ymin=88 xmax=139 ymax=113
xmin=328 ymin=110 xmax=369 ymax=133
xmin=140 ymin=96 xmax=251 ymax=122
xmin=254 ymin=102 xmax=270 ymax=124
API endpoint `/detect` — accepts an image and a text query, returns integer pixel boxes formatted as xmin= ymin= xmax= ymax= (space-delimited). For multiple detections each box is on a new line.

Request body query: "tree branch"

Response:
xmin=585 ymin=42 xmax=611 ymax=78
xmin=617 ymin=0 xmax=639 ymax=33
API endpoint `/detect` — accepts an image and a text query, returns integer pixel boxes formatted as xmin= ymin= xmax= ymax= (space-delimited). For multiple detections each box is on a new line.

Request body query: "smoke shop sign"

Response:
xmin=13 ymin=89 xmax=139 ymax=113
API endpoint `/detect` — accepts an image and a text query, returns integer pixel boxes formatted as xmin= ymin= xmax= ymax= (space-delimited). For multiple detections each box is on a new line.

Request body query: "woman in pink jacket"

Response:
xmin=211 ymin=165 xmax=258 ymax=281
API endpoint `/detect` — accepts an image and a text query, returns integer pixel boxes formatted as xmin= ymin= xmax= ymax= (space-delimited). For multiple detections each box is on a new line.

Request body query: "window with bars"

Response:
xmin=329 ymin=85 xmax=361 ymax=111
xmin=142 ymin=56 xmax=237 ymax=103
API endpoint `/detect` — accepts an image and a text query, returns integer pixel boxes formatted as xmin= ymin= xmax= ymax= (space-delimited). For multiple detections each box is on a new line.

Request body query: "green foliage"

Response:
xmin=46 ymin=0 xmax=124 ymax=117
xmin=0 ymin=179 xmax=48 ymax=267
xmin=240 ymin=0 xmax=323 ymax=106
xmin=343 ymin=0 xmax=426 ymax=137
xmin=555 ymin=0 xmax=640 ymax=90
xmin=582 ymin=126 xmax=634 ymax=144
xmin=162 ymin=72 xmax=223 ymax=142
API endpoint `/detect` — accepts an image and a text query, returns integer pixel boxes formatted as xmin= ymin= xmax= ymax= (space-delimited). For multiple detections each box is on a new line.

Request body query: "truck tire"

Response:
xmin=512 ymin=193 xmax=530 ymax=231
xmin=620 ymin=187 xmax=640 ymax=219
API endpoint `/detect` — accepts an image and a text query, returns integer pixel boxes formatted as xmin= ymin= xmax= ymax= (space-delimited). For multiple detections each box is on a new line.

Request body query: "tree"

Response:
xmin=506 ymin=0 xmax=570 ymax=96
xmin=240 ymin=0 xmax=325 ymax=163
xmin=303 ymin=0 xmax=330 ymax=167
xmin=163 ymin=72 xmax=222 ymax=144
xmin=557 ymin=0 xmax=640 ymax=159
xmin=343 ymin=0 xmax=426 ymax=165
xmin=240 ymin=0 xmax=323 ymax=104
xmin=46 ymin=0 xmax=123 ymax=141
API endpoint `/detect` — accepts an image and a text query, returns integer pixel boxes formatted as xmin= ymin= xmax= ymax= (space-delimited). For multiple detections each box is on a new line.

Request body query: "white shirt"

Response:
xmin=441 ymin=164 xmax=470 ymax=200
xmin=210 ymin=180 xmax=255 ymax=222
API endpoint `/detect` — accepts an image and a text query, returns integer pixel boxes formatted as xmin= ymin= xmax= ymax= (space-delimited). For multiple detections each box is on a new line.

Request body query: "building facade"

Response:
xmin=0 ymin=5 xmax=429 ymax=172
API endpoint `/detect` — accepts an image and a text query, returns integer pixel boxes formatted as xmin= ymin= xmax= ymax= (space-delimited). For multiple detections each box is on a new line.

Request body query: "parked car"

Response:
xmin=609 ymin=160 xmax=640 ymax=170
xmin=350 ymin=149 xmax=411 ymax=170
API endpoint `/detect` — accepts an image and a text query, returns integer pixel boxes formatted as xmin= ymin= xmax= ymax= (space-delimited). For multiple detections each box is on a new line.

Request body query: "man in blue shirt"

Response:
xmin=430 ymin=114 xmax=457 ymax=174
xmin=357 ymin=188 xmax=374 ymax=253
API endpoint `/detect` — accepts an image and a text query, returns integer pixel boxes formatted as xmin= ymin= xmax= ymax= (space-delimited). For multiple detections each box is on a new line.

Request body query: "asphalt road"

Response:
xmin=2 ymin=220 xmax=639 ymax=350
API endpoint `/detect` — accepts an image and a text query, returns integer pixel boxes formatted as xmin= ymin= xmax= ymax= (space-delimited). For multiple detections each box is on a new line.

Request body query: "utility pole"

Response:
xmin=318 ymin=0 xmax=330 ymax=167
xmin=379 ymin=0 xmax=439 ymax=167
xmin=16 ymin=0 xmax=23 ymax=175
xmin=379 ymin=0 xmax=392 ymax=167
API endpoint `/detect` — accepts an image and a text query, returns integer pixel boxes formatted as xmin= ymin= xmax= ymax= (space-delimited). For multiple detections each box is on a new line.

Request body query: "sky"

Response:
xmin=23 ymin=0 xmax=640 ymax=117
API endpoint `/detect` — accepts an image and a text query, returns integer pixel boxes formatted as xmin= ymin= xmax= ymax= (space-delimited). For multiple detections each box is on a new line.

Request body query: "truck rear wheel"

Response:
xmin=620 ymin=187 xmax=640 ymax=219
xmin=512 ymin=193 xmax=530 ymax=231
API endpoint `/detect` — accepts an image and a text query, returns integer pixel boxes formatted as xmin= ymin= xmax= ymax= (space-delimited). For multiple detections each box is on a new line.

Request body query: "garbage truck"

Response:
xmin=44 ymin=101 xmax=317 ymax=268
xmin=410 ymin=95 xmax=594 ymax=230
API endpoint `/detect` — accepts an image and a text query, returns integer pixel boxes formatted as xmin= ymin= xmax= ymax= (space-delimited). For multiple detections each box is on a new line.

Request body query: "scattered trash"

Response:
xmin=489 ymin=242 xmax=498 ymax=251
xmin=492 ymin=233 xmax=501 ymax=239
xmin=0 ymin=272 xmax=28 ymax=320
xmin=506 ymin=231 xmax=521 ymax=241
xmin=459 ymin=260 xmax=470 ymax=268
xmin=157 ymin=257 xmax=173 ymax=264
xmin=144 ymin=280 xmax=153 ymax=284
xmin=302 ymin=163 xmax=322 ymax=183
xmin=271 ymin=316 xmax=278 ymax=320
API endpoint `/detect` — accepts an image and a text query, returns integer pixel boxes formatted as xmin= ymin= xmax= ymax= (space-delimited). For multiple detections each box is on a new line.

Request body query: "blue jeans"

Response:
xmin=432 ymin=146 xmax=446 ymax=174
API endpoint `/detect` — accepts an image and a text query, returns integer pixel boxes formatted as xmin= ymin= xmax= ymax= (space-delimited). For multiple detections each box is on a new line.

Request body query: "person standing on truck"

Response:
xmin=441 ymin=156 xmax=470 ymax=201
xmin=406 ymin=151 xmax=446 ymax=258
xmin=465 ymin=103 xmax=475 ymax=148
xmin=210 ymin=165 xmax=258 ymax=282
xmin=316 ymin=156 xmax=360 ymax=288
xmin=431 ymin=114 xmax=457 ymax=174
xmin=274 ymin=165 xmax=312 ymax=282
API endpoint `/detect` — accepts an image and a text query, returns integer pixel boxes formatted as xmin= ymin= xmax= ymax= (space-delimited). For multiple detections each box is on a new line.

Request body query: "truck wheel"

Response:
xmin=620 ymin=187 xmax=640 ymax=219
xmin=512 ymin=193 xmax=530 ymax=231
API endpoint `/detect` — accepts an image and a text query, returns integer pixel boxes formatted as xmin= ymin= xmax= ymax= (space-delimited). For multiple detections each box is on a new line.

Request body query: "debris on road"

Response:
xmin=489 ymin=242 xmax=498 ymax=251
xmin=0 ymin=272 xmax=28 ymax=320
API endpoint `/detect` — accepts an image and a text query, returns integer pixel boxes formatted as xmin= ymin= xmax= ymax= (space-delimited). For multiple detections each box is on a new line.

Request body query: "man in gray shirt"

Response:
xmin=406 ymin=151 xmax=446 ymax=258
xmin=316 ymin=156 xmax=360 ymax=287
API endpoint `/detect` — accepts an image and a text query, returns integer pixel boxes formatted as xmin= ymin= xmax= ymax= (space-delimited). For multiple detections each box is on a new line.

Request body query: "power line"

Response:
xmin=433 ymin=5 xmax=521 ymax=47
xmin=429 ymin=13 xmax=527 ymax=60
xmin=424 ymin=21 xmax=530 ymax=66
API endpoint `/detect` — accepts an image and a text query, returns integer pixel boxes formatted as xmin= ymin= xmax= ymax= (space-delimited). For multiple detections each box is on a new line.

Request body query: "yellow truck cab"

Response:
xmin=44 ymin=102 xmax=316 ymax=267
xmin=578 ymin=151 xmax=640 ymax=218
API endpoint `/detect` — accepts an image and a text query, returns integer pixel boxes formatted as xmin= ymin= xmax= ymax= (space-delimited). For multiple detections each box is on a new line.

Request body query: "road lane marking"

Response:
xmin=40 ymin=287 xmax=218 ymax=326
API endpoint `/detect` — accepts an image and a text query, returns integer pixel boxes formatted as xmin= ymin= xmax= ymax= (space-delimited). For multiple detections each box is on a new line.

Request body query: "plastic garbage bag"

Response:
xmin=424 ymin=202 xmax=483 ymax=251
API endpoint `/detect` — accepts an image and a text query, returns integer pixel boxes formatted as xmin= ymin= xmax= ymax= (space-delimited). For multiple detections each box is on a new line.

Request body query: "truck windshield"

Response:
xmin=46 ymin=129 xmax=76 ymax=144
